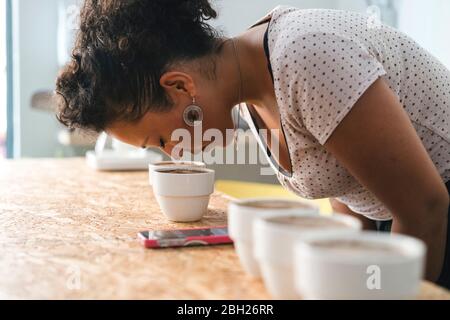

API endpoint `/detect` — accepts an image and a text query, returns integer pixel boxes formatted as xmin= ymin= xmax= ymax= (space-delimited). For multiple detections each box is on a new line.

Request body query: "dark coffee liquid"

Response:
xmin=163 ymin=169 xmax=205 ymax=174
xmin=240 ymin=200 xmax=310 ymax=209
xmin=267 ymin=216 xmax=349 ymax=229
xmin=155 ymin=162 xmax=192 ymax=166
xmin=311 ymin=240 xmax=405 ymax=256
xmin=155 ymin=162 xmax=177 ymax=166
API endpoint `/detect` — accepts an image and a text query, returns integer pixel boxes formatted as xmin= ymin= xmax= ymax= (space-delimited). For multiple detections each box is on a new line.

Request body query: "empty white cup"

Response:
xmin=254 ymin=213 xmax=362 ymax=299
xmin=152 ymin=168 xmax=215 ymax=222
xmin=228 ymin=199 xmax=319 ymax=277
xmin=148 ymin=161 xmax=206 ymax=186
xmin=294 ymin=231 xmax=426 ymax=300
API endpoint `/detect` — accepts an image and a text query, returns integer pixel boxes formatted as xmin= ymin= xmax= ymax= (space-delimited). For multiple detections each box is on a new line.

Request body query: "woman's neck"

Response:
xmin=215 ymin=24 xmax=276 ymax=110
xmin=235 ymin=24 xmax=276 ymax=107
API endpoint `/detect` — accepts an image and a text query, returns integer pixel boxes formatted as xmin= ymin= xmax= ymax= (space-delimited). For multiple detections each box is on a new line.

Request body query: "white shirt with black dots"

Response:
xmin=243 ymin=6 xmax=450 ymax=221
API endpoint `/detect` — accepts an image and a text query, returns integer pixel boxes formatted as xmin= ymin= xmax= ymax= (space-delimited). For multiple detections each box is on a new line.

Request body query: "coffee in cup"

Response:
xmin=148 ymin=161 xmax=206 ymax=186
xmin=294 ymin=232 xmax=426 ymax=300
xmin=237 ymin=200 xmax=313 ymax=210
xmin=163 ymin=169 xmax=206 ymax=174
xmin=228 ymin=198 xmax=320 ymax=278
xmin=253 ymin=213 xmax=362 ymax=299
xmin=265 ymin=215 xmax=351 ymax=229
xmin=152 ymin=168 xmax=215 ymax=222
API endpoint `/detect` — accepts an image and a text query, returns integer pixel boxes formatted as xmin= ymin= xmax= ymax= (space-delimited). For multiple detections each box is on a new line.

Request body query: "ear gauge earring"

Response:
xmin=183 ymin=97 xmax=204 ymax=127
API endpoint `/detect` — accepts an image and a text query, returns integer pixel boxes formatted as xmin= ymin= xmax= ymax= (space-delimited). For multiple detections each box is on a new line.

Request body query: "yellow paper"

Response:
xmin=215 ymin=180 xmax=333 ymax=215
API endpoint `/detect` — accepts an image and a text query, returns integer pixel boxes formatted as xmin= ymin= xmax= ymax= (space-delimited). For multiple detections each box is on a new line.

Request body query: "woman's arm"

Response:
xmin=324 ymin=78 xmax=449 ymax=282
xmin=329 ymin=198 xmax=377 ymax=231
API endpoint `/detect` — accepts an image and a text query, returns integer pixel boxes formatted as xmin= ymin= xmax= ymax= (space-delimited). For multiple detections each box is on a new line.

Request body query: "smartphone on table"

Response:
xmin=138 ymin=226 xmax=233 ymax=249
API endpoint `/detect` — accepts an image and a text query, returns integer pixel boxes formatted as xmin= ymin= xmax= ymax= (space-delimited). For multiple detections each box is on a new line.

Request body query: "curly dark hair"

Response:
xmin=55 ymin=0 xmax=221 ymax=132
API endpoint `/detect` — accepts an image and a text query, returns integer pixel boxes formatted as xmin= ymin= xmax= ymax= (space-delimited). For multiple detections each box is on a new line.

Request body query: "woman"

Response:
xmin=55 ymin=0 xmax=450 ymax=288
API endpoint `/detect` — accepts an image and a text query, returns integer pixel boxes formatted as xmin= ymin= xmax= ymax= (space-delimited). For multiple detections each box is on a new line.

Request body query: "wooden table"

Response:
xmin=0 ymin=158 xmax=449 ymax=300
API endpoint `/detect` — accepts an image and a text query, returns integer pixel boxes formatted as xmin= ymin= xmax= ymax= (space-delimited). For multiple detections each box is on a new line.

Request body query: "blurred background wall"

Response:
xmin=11 ymin=0 xmax=62 ymax=158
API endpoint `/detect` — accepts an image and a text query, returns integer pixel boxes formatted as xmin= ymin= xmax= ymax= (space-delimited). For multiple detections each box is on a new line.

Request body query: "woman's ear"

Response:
xmin=160 ymin=71 xmax=196 ymax=100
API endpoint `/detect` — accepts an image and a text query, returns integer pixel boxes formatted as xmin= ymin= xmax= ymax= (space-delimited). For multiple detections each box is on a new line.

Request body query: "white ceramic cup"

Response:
xmin=294 ymin=231 xmax=426 ymax=300
xmin=152 ymin=168 xmax=215 ymax=222
xmin=148 ymin=161 xmax=206 ymax=186
xmin=254 ymin=213 xmax=362 ymax=299
xmin=228 ymin=198 xmax=320 ymax=278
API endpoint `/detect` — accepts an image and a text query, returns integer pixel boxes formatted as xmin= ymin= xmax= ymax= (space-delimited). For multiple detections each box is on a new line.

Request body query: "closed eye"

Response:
xmin=159 ymin=138 xmax=165 ymax=149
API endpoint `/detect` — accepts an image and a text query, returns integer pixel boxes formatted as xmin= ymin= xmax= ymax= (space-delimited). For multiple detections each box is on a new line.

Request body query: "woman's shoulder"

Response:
xmin=268 ymin=7 xmax=371 ymax=49
xmin=267 ymin=8 xmax=387 ymax=146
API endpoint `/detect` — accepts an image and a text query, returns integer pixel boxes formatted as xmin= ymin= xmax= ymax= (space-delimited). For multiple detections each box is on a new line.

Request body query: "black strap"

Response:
xmin=263 ymin=26 xmax=274 ymax=83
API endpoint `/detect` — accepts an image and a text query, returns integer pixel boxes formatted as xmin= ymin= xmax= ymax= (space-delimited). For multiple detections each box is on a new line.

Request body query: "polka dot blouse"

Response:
xmin=243 ymin=6 xmax=450 ymax=221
